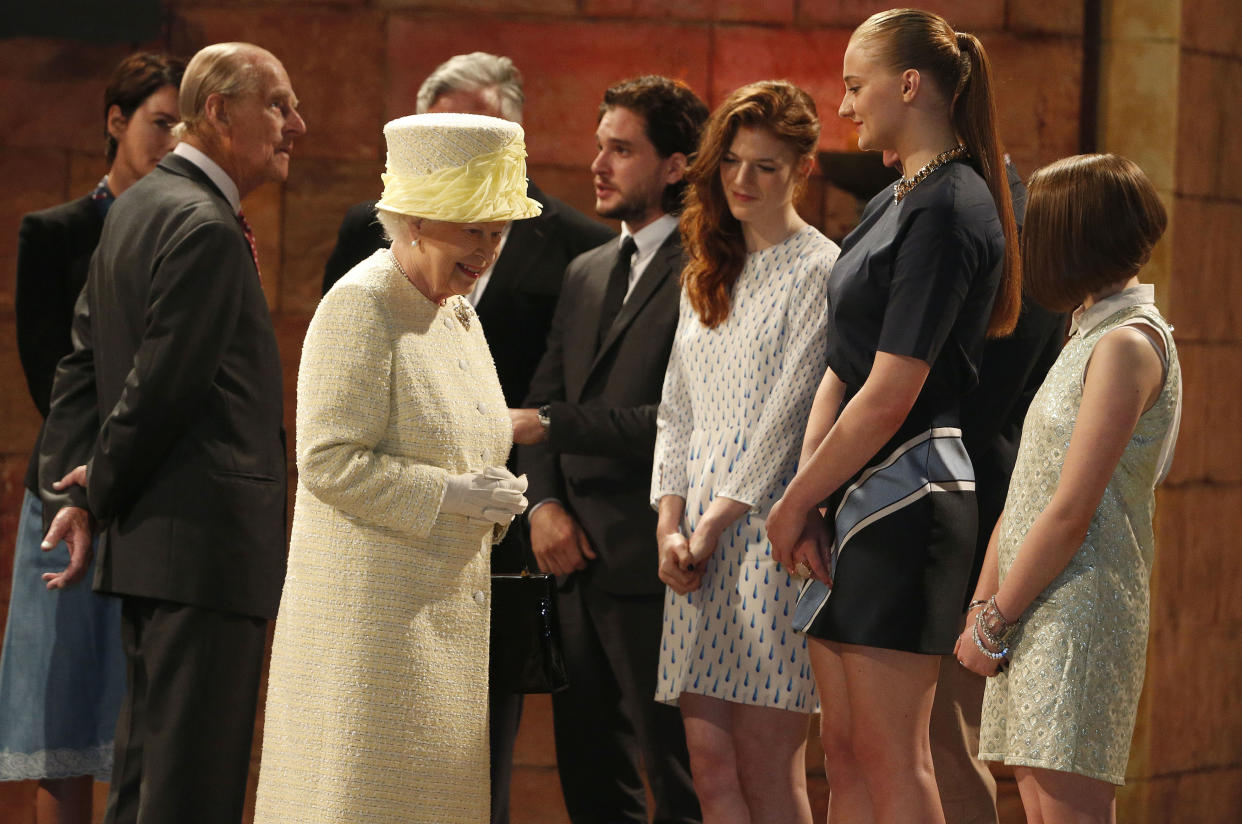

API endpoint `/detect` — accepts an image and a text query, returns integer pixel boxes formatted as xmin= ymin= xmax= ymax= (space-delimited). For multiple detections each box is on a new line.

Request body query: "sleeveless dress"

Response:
xmin=796 ymin=161 xmax=1006 ymax=653
xmin=652 ymin=226 xmax=838 ymax=711
xmin=978 ymin=285 xmax=1181 ymax=784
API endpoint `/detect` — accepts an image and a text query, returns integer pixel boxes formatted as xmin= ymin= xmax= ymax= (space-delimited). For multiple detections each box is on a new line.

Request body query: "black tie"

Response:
xmin=598 ymin=235 xmax=638 ymax=351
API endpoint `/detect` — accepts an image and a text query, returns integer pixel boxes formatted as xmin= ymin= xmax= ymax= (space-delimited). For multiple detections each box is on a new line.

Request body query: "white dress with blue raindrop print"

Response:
xmin=651 ymin=225 xmax=838 ymax=711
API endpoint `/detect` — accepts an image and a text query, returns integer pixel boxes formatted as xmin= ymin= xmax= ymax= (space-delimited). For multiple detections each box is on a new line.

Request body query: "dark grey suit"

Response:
xmin=520 ymin=230 xmax=699 ymax=824
xmin=39 ymin=152 xmax=286 ymax=824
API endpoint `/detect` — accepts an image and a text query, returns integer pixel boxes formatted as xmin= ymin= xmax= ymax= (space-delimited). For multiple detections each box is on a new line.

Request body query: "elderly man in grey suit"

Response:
xmin=513 ymin=75 xmax=708 ymax=824
xmin=39 ymin=42 xmax=305 ymax=824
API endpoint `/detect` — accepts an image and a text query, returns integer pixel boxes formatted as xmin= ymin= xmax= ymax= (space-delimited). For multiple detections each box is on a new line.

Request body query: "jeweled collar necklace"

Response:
xmin=893 ymin=145 xmax=968 ymax=203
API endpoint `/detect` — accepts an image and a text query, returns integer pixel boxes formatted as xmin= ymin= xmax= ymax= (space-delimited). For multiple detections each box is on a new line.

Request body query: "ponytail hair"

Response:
xmin=853 ymin=10 xmax=1021 ymax=336
xmin=954 ymin=32 xmax=1020 ymax=336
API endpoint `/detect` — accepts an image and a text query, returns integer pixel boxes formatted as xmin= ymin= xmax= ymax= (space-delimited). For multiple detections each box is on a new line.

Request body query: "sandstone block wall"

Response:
xmin=4 ymin=2 xmax=1236 ymax=822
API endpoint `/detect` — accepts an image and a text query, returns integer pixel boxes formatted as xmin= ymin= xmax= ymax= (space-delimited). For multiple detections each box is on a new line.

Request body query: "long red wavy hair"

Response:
xmin=680 ymin=80 xmax=819 ymax=328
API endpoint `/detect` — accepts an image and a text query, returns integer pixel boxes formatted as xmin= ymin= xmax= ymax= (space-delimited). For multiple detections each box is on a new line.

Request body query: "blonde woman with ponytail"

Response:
xmin=766 ymin=9 xmax=1020 ymax=823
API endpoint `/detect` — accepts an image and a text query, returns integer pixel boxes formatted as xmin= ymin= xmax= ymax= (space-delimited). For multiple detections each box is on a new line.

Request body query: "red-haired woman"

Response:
xmin=652 ymin=80 xmax=839 ymax=822
xmin=766 ymin=9 xmax=1021 ymax=823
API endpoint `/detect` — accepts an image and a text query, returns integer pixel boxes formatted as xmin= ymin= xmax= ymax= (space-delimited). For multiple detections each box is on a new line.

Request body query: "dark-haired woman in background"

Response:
xmin=962 ymin=154 xmax=1180 ymax=824
xmin=766 ymin=9 xmax=1020 ymax=823
xmin=652 ymin=80 xmax=839 ymax=822
xmin=0 ymin=52 xmax=183 ymax=824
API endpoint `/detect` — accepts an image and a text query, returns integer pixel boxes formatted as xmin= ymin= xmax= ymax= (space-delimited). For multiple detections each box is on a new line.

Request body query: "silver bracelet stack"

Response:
xmin=972 ymin=595 xmax=1016 ymax=661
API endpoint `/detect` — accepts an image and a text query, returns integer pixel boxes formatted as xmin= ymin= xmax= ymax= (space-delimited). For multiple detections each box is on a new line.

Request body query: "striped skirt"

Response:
xmin=795 ymin=427 xmax=977 ymax=654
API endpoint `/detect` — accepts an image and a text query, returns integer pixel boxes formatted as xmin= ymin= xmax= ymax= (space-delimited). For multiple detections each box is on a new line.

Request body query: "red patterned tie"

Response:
xmin=237 ymin=211 xmax=261 ymax=281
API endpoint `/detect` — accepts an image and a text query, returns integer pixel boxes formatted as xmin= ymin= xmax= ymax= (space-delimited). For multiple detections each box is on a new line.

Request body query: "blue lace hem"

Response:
xmin=0 ymin=744 xmax=112 ymax=781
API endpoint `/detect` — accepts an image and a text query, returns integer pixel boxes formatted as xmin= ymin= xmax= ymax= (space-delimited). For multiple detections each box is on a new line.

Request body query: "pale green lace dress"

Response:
xmin=978 ymin=285 xmax=1181 ymax=784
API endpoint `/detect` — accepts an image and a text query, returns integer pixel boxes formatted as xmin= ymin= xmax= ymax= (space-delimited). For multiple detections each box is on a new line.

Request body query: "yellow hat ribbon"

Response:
xmin=377 ymin=137 xmax=543 ymax=223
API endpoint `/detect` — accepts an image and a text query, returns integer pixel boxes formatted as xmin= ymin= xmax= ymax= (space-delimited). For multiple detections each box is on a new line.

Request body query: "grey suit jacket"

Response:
xmin=39 ymin=153 xmax=287 ymax=619
xmin=520 ymin=229 xmax=683 ymax=596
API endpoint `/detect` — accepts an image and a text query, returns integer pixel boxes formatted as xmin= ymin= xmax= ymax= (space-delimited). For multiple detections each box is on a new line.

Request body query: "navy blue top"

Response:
xmin=826 ymin=159 xmax=1005 ymax=445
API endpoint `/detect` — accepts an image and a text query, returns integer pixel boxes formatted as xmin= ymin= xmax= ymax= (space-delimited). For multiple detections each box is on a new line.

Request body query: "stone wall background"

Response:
xmin=0 ymin=1 xmax=1235 ymax=821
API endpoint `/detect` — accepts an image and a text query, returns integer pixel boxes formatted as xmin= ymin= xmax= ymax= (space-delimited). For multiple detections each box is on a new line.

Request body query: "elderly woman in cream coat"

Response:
xmin=254 ymin=113 xmax=541 ymax=824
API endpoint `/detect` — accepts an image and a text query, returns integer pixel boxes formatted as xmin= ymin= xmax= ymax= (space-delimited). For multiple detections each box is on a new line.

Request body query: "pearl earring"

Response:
xmin=410 ymin=238 xmax=419 ymax=248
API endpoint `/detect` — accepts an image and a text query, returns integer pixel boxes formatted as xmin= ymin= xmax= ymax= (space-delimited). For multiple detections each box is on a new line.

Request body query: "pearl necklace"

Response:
xmin=389 ymin=248 xmax=473 ymax=329
xmin=893 ymin=145 xmax=968 ymax=203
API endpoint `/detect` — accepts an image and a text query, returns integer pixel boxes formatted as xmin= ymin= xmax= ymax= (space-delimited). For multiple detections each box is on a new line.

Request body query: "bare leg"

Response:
xmin=36 ymin=776 xmax=93 ymax=824
xmin=681 ymin=693 xmax=815 ymax=824
xmin=681 ymin=693 xmax=750 ymax=824
xmin=1014 ymin=768 xmax=1046 ymax=824
xmin=808 ymin=639 xmax=875 ymax=823
xmin=836 ymin=642 xmax=945 ymax=824
xmin=1017 ymin=765 xmax=1116 ymax=824
xmin=929 ymin=652 xmax=998 ymax=824
xmin=733 ymin=703 xmax=814 ymax=824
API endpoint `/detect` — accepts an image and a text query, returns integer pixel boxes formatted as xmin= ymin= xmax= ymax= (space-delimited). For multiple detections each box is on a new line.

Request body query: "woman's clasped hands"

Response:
xmin=658 ymin=497 xmax=752 ymax=595
xmin=656 ymin=522 xmax=710 ymax=596
xmin=441 ymin=466 xmax=529 ymax=525
xmin=953 ymin=602 xmax=1008 ymax=678
xmin=766 ymin=497 xmax=833 ymax=586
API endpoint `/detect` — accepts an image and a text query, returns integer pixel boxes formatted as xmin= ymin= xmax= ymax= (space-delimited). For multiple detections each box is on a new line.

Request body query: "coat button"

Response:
xmin=473 ymin=590 xmax=486 ymax=605
xmin=476 ymin=401 xmax=486 ymax=414
xmin=459 ymin=359 xmax=468 ymax=370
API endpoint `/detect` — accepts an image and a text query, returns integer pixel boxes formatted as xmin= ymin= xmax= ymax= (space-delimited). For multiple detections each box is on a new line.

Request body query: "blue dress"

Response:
xmin=0 ymin=181 xmax=126 ymax=781
xmin=652 ymin=226 xmax=838 ymax=711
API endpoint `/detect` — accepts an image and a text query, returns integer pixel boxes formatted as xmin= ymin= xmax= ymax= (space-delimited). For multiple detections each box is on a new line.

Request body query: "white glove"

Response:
xmin=441 ymin=466 xmax=529 ymax=525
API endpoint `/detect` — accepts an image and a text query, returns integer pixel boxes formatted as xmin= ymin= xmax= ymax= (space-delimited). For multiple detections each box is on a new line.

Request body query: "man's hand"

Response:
xmin=41 ymin=464 xmax=95 ymax=589
xmin=529 ymin=501 xmax=595 ymax=576
xmin=509 ymin=408 xmax=548 ymax=446
xmin=51 ymin=464 xmax=88 ymax=493
xmin=41 ymin=467 xmax=94 ymax=589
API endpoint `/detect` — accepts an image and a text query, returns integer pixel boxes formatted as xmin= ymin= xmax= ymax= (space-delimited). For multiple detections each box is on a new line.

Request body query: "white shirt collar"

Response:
xmin=620 ymin=213 xmax=679 ymax=294
xmin=1069 ymin=283 xmax=1156 ymax=338
xmin=173 ymin=142 xmax=242 ymax=214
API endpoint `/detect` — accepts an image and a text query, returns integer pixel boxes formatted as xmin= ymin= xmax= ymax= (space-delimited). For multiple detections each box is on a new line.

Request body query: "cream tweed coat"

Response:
xmin=254 ymin=250 xmax=511 ymax=823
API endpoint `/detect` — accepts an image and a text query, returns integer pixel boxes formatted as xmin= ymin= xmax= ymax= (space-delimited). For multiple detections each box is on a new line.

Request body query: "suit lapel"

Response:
xmin=160 ymin=153 xmax=232 ymax=207
xmin=476 ymin=181 xmax=555 ymax=318
xmin=476 ymin=214 xmax=550 ymax=317
xmin=587 ymin=231 xmax=680 ymax=379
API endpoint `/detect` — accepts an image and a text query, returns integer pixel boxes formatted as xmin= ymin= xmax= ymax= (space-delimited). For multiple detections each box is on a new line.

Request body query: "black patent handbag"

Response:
xmin=490 ymin=570 xmax=570 ymax=694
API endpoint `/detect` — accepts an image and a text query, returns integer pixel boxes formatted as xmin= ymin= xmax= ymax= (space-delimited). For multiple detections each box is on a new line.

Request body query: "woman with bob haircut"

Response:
xmin=959 ymin=153 xmax=1180 ymax=824
xmin=652 ymin=79 xmax=839 ymax=822
xmin=0 ymin=51 xmax=184 ymax=824
xmin=765 ymin=8 xmax=1020 ymax=822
